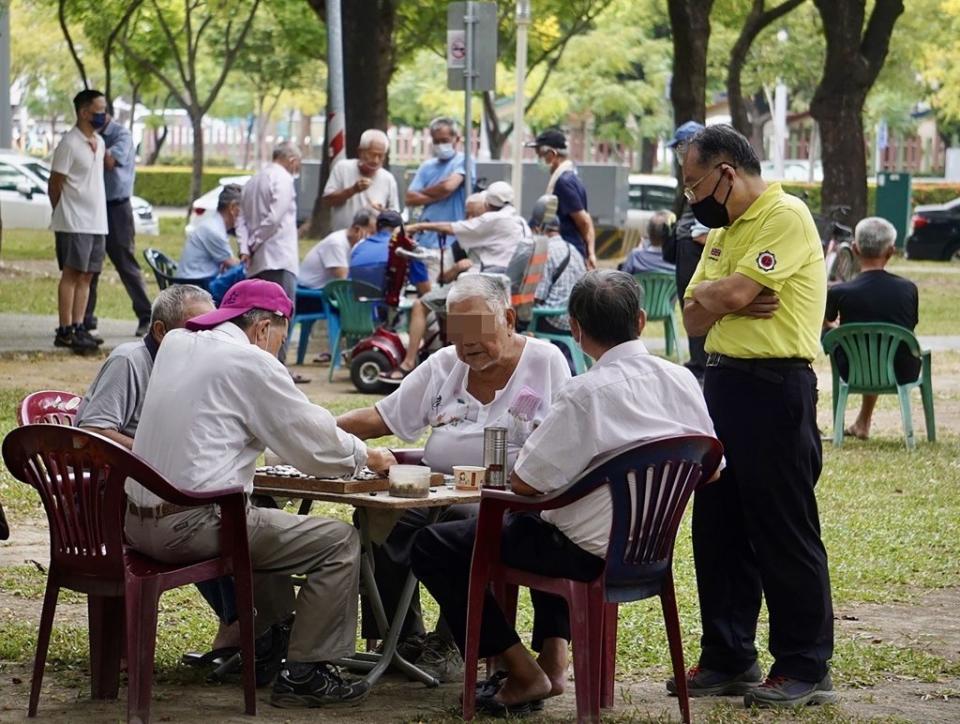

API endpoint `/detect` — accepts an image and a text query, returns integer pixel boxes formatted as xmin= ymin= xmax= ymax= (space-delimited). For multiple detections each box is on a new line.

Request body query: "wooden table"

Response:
xmin=253 ymin=474 xmax=480 ymax=688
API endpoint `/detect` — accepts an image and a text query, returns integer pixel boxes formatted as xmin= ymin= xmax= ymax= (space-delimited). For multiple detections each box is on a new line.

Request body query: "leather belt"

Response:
xmin=706 ymin=353 xmax=810 ymax=384
xmin=127 ymin=501 xmax=200 ymax=519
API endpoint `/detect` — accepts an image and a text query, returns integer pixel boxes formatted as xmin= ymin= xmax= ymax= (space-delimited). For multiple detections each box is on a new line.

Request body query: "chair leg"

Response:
xmin=328 ymin=333 xmax=341 ymax=383
xmin=487 ymin=582 xmax=518 ymax=675
xmin=296 ymin=319 xmax=314 ymax=366
xmin=600 ymin=602 xmax=618 ymax=709
xmin=29 ymin=577 xmax=60 ymax=717
xmin=833 ymin=384 xmax=849 ymax=447
xmin=897 ymin=385 xmax=916 ymax=451
xmin=232 ymin=565 xmax=258 ymax=716
xmin=921 ymin=372 xmax=936 ymax=443
xmin=660 ymin=575 xmax=690 ymax=724
xmin=462 ymin=568 xmax=491 ymax=721
xmin=88 ymin=595 xmax=123 ymax=700
xmin=569 ymin=583 xmax=600 ymax=723
xmin=125 ymin=578 xmax=161 ymax=724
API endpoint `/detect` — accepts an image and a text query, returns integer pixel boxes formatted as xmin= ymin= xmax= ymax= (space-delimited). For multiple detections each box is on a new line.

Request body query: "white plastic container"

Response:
xmin=388 ymin=464 xmax=432 ymax=498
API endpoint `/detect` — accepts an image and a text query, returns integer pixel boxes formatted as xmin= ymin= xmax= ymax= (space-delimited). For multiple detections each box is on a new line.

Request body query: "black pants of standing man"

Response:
xmin=85 ymin=200 xmax=152 ymax=331
xmin=693 ymin=364 xmax=833 ymax=683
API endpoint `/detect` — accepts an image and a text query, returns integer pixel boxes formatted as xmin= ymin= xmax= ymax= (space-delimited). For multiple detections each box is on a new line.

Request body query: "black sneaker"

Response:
xmin=54 ymin=327 xmax=97 ymax=352
xmin=744 ymin=672 xmax=836 ymax=708
xmin=666 ymin=662 xmax=762 ymax=697
xmin=271 ymin=662 xmax=370 ymax=708
xmin=255 ymin=616 xmax=293 ymax=687
xmin=75 ymin=325 xmax=104 ymax=346
xmin=135 ymin=319 xmax=150 ymax=337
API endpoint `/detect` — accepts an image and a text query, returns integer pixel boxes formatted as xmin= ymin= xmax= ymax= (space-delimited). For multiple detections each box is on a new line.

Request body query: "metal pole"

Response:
xmin=326 ymin=0 xmax=346 ymax=166
xmin=511 ymin=1 xmax=530 ymax=210
xmin=0 ymin=4 xmax=12 ymax=149
xmin=464 ymin=2 xmax=475 ymax=191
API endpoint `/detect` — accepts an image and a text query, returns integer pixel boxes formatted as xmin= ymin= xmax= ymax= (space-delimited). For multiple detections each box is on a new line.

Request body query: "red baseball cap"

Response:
xmin=186 ymin=278 xmax=293 ymax=331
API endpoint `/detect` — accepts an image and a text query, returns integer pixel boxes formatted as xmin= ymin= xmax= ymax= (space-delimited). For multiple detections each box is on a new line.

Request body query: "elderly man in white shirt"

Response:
xmin=125 ymin=278 xmax=397 ymax=708
xmin=411 ymin=270 xmax=721 ymax=717
xmin=237 ymin=141 xmax=301 ymax=370
xmin=322 ymin=129 xmax=399 ymax=231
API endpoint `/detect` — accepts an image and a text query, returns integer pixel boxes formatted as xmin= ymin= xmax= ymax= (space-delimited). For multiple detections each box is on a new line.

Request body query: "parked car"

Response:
xmin=906 ymin=196 xmax=960 ymax=261
xmin=185 ymin=175 xmax=251 ymax=234
xmin=626 ymin=173 xmax=677 ymax=232
xmin=0 ymin=150 xmax=159 ymax=235
xmin=760 ymin=159 xmax=824 ymax=182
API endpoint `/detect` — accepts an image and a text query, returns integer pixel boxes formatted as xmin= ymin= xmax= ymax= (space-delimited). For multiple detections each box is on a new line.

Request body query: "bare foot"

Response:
xmin=844 ymin=424 xmax=869 ymax=440
xmin=494 ymin=670 xmax=552 ymax=706
xmin=211 ymin=620 xmax=240 ymax=650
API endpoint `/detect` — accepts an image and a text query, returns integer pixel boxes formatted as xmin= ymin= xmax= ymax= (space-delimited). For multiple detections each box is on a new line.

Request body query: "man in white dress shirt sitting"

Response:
xmin=411 ymin=270 xmax=720 ymax=716
xmin=125 ymin=279 xmax=397 ymax=708
xmin=238 ymin=142 xmax=302 ymax=372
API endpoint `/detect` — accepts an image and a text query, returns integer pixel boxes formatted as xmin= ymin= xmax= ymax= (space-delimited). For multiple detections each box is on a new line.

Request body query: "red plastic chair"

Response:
xmin=462 ymin=435 xmax=724 ymax=724
xmin=1 ymin=425 xmax=257 ymax=723
xmin=17 ymin=390 xmax=82 ymax=426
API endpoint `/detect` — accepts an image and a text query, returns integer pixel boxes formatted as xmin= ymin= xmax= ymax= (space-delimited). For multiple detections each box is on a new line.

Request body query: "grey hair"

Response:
xmin=351 ymin=208 xmax=375 ymax=228
xmin=358 ymin=128 xmax=389 ymax=151
xmin=429 ymin=116 xmax=460 ymax=136
xmin=854 ymin=216 xmax=897 ymax=258
xmin=234 ymin=308 xmax=288 ymax=331
xmin=217 ymin=183 xmax=242 ymax=211
xmin=272 ymin=141 xmax=302 ymax=161
xmin=568 ymin=270 xmax=643 ymax=346
xmin=150 ymin=284 xmax=213 ymax=329
xmin=646 ymin=210 xmax=674 ymax=248
xmin=446 ymin=273 xmax=511 ymax=322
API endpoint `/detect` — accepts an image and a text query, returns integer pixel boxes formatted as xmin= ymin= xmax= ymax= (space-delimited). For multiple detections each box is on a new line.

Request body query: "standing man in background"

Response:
xmin=405 ymin=117 xmax=468 ymax=281
xmin=84 ymin=112 xmax=153 ymax=338
xmin=527 ymin=129 xmax=596 ymax=270
xmin=49 ymin=89 xmax=109 ymax=353
xmin=323 ymin=129 xmax=399 ymax=231
xmin=238 ymin=142 xmax=305 ymax=380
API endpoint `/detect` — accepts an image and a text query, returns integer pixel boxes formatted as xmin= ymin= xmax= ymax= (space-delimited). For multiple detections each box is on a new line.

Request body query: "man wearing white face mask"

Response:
xmin=406 ymin=117 xmax=469 ymax=281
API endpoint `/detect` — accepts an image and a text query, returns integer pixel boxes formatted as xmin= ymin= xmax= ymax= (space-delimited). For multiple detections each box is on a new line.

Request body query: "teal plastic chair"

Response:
xmin=142 ymin=248 xmax=213 ymax=291
xmin=529 ymin=307 xmax=591 ymax=375
xmin=323 ymin=279 xmax=382 ymax=382
xmin=290 ymin=286 xmax=340 ymax=366
xmin=634 ymin=272 xmax=682 ymax=362
xmin=821 ymin=323 xmax=935 ymax=450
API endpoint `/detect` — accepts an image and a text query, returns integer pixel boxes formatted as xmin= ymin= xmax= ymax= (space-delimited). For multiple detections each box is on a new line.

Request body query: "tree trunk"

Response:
xmin=482 ymin=92 xmax=509 ymax=161
xmin=146 ymin=124 xmax=168 ymax=165
xmin=810 ymin=0 xmax=905 ymax=223
xmin=341 ymin=0 xmax=395 ymax=152
xmin=668 ymin=0 xmax=714 ymax=128
xmin=189 ymin=112 xmax=204 ymax=214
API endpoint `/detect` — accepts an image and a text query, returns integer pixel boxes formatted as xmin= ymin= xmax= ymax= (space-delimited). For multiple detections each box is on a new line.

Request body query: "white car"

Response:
xmin=626 ymin=173 xmax=678 ymax=233
xmin=185 ymin=175 xmax=251 ymax=234
xmin=0 ymin=150 xmax=159 ymax=235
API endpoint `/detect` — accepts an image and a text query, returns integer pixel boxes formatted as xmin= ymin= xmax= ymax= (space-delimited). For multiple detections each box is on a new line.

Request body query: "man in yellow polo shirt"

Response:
xmin=672 ymin=125 xmax=834 ymax=709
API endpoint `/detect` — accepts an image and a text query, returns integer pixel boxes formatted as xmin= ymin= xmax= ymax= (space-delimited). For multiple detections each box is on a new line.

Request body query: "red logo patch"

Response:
xmin=756 ymin=251 xmax=777 ymax=271
xmin=710 ymin=246 xmax=722 ymax=258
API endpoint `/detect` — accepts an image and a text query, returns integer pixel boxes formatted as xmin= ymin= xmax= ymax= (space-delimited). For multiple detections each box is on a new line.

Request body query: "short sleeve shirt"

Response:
xmin=554 ymin=171 xmax=589 ymax=258
xmin=408 ymin=153 xmax=467 ymax=249
xmin=76 ymin=341 xmax=153 ymax=438
xmin=299 ymin=229 xmax=351 ymax=288
xmin=450 ymin=206 xmax=531 ymax=270
xmin=51 ymin=127 xmax=108 ymax=235
xmin=375 ymin=339 xmax=571 ymax=474
xmin=349 ymin=229 xmax=428 ymax=291
xmin=100 ymin=121 xmax=136 ymax=201
xmin=324 ymin=160 xmax=399 ymax=231
xmin=179 ymin=212 xmax=233 ymax=279
xmin=685 ymin=183 xmax=826 ymax=360
xmin=534 ymin=235 xmax=586 ymax=331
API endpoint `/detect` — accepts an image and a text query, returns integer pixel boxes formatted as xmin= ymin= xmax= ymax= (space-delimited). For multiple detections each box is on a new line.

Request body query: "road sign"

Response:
xmin=446 ymin=2 xmax=497 ymax=92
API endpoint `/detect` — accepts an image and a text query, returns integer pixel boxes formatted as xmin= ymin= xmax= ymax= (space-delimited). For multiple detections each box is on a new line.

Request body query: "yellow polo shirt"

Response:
xmin=685 ymin=183 xmax=826 ymax=361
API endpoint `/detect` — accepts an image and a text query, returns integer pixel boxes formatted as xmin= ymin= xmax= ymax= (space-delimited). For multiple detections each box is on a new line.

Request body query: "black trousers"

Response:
xmin=693 ymin=364 xmax=833 ymax=682
xmin=252 ymin=269 xmax=297 ymax=364
xmin=674 ymin=237 xmax=706 ymax=379
xmin=360 ymin=503 xmax=477 ymax=640
xmin=411 ymin=512 xmax=605 ymax=659
xmin=85 ymin=200 xmax=152 ymax=327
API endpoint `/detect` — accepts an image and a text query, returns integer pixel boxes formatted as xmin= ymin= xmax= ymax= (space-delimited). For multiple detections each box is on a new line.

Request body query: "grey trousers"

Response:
xmin=125 ymin=504 xmax=360 ymax=663
xmin=252 ymin=269 xmax=297 ymax=364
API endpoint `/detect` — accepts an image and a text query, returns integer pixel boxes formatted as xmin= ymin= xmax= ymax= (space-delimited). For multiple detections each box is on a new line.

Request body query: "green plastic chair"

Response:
xmin=323 ymin=279 xmax=383 ymax=382
xmin=529 ymin=307 xmax=591 ymax=375
xmin=821 ymin=322 xmax=935 ymax=450
xmin=633 ymin=272 xmax=682 ymax=362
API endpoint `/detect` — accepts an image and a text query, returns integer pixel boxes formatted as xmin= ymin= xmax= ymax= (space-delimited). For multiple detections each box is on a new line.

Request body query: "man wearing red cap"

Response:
xmin=125 ymin=278 xmax=397 ymax=707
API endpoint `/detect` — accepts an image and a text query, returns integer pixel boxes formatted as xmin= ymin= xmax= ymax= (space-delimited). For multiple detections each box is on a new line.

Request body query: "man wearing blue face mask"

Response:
xmin=406 ymin=117 xmax=469 ymax=280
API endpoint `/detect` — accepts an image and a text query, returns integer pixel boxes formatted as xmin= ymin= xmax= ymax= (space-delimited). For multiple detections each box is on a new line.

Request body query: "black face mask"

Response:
xmin=690 ymin=174 xmax=733 ymax=228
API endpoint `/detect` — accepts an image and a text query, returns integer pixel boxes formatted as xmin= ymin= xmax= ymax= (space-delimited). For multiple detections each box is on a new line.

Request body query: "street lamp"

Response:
xmin=511 ymin=1 xmax=531 ymax=210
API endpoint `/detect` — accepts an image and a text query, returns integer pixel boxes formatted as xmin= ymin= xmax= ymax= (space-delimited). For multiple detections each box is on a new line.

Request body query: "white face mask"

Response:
xmin=433 ymin=143 xmax=455 ymax=161
xmin=537 ymin=153 xmax=552 ymax=170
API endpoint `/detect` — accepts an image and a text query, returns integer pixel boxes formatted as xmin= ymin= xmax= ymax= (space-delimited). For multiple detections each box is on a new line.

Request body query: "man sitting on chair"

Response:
xmin=349 ymin=209 xmax=431 ymax=297
xmin=621 ymin=210 xmax=677 ymax=275
xmin=410 ymin=270 xmax=719 ymax=716
xmin=823 ymin=216 xmax=919 ymax=440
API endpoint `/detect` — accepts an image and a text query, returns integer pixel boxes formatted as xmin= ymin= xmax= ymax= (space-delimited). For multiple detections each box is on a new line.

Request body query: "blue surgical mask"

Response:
xmin=91 ymin=113 xmax=107 ymax=130
xmin=433 ymin=143 xmax=455 ymax=161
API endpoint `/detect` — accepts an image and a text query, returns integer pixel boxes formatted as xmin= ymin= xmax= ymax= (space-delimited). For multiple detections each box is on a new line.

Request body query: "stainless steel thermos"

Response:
xmin=483 ymin=426 xmax=508 ymax=489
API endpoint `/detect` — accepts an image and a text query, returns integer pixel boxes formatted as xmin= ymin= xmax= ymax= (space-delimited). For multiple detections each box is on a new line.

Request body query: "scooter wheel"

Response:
xmin=350 ymin=350 xmax=392 ymax=394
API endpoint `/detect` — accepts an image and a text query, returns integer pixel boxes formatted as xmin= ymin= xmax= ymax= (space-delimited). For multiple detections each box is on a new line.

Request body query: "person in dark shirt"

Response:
xmin=526 ymin=129 xmax=596 ymax=269
xmin=824 ymin=216 xmax=920 ymax=440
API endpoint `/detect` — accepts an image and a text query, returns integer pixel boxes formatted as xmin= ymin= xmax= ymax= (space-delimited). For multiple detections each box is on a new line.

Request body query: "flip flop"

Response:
xmin=181 ymin=646 xmax=240 ymax=668
xmin=290 ymin=372 xmax=311 ymax=385
xmin=475 ymin=673 xmax=544 ymax=713
xmin=379 ymin=367 xmax=414 ymax=384
xmin=476 ymin=693 xmax=537 ymax=718
xmin=312 ymin=352 xmax=332 ymax=365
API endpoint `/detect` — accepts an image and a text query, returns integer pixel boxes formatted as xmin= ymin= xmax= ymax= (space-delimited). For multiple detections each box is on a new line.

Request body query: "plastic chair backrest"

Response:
xmin=2 ymin=426 xmax=200 ymax=583
xmin=558 ymin=435 xmax=723 ymax=601
xmin=822 ymin=322 xmax=922 ymax=390
xmin=143 ymin=248 xmax=179 ymax=289
xmin=511 ymin=235 xmax=550 ymax=323
xmin=634 ymin=272 xmax=677 ymax=320
xmin=17 ymin=391 xmax=82 ymax=427
xmin=324 ymin=279 xmax=381 ymax=338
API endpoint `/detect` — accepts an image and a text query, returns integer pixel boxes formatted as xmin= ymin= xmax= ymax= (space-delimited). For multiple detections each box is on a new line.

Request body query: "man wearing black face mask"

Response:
xmin=675 ymin=125 xmax=834 ymax=710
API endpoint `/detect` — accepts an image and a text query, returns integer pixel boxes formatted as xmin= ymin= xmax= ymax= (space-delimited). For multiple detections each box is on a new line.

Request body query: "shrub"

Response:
xmin=133 ymin=166 xmax=247 ymax=206
xmin=782 ymin=180 xmax=960 ymax=215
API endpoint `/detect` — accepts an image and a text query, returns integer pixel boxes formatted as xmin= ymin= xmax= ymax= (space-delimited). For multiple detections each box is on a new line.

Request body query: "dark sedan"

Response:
xmin=905 ymin=197 xmax=960 ymax=261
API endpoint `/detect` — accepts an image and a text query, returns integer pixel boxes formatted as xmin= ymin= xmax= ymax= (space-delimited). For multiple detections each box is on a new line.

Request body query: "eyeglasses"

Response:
xmin=683 ymin=163 xmax=734 ymax=203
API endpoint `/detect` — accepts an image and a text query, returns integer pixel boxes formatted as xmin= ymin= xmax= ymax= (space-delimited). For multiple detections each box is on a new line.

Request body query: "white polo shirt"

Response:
xmin=324 ymin=159 xmax=399 ymax=231
xmin=50 ymin=126 xmax=108 ymax=235
xmin=299 ymin=229 xmax=351 ymax=289
xmin=376 ymin=338 xmax=571 ymax=474
xmin=450 ymin=206 xmax=531 ymax=271
xmin=514 ymin=339 xmax=721 ymax=556
xmin=128 ymin=322 xmax=367 ymax=506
